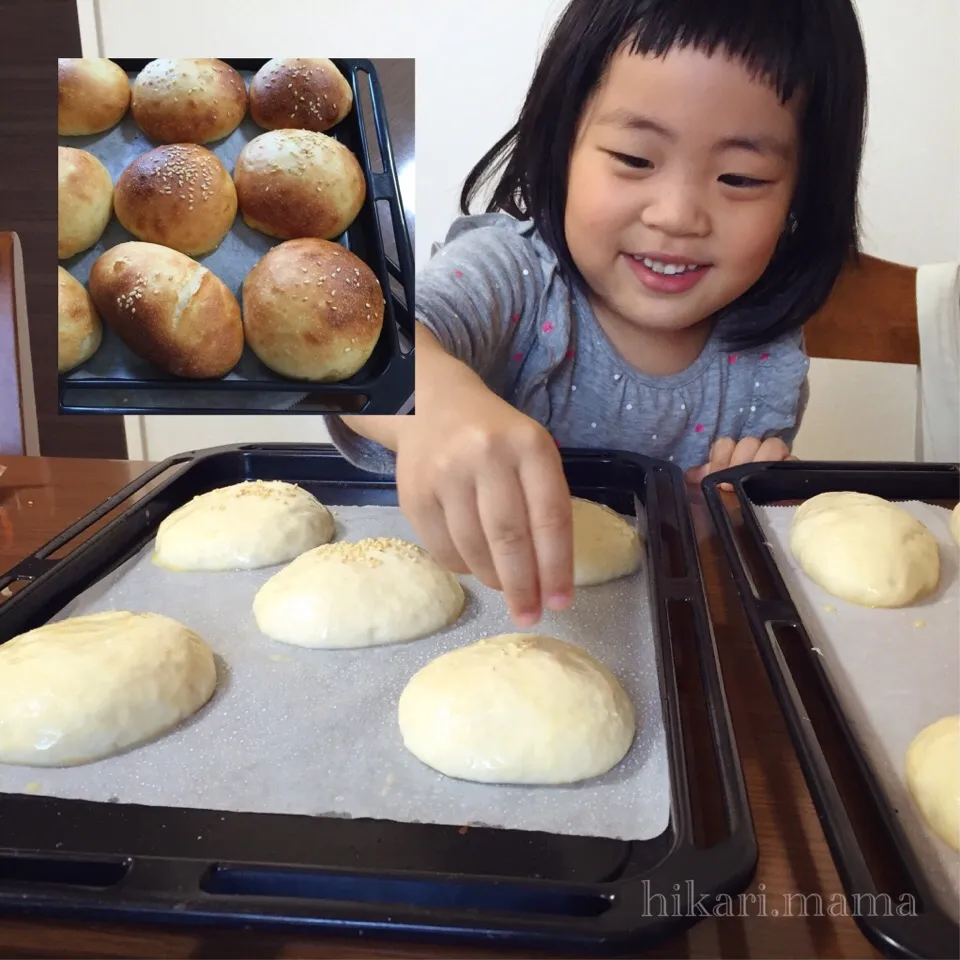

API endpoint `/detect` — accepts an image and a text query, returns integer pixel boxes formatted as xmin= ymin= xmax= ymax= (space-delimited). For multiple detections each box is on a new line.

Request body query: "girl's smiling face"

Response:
xmin=565 ymin=46 xmax=800 ymax=346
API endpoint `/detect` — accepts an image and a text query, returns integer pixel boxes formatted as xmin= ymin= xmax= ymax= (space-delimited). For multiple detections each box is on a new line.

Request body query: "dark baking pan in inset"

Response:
xmin=0 ymin=444 xmax=754 ymax=952
xmin=58 ymin=58 xmax=414 ymax=415
xmin=702 ymin=461 xmax=960 ymax=960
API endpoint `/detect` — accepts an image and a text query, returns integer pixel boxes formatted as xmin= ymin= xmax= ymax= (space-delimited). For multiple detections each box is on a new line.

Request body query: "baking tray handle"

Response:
xmin=653 ymin=462 xmax=757 ymax=839
xmin=347 ymin=57 xmax=414 ymax=342
xmin=0 ymin=850 xmax=648 ymax=947
xmin=588 ymin=453 xmax=759 ymax=931
xmin=0 ymin=456 xmax=191 ymax=598
xmin=0 ymin=556 xmax=61 ymax=594
xmin=0 ymin=844 xmax=752 ymax=948
xmin=702 ymin=467 xmax=959 ymax=960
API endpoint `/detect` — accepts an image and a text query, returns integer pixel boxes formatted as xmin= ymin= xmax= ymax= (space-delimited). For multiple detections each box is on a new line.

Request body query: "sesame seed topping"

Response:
xmin=317 ymin=537 xmax=427 ymax=566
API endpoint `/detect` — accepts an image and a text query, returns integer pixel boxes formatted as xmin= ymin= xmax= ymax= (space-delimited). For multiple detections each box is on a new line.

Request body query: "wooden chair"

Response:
xmin=796 ymin=252 xmax=951 ymax=462
xmin=0 ymin=232 xmax=39 ymax=456
xmin=805 ymin=254 xmax=919 ymax=365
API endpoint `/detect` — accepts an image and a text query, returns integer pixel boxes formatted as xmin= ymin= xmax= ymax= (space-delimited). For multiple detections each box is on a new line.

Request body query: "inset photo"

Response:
xmin=57 ymin=57 xmax=414 ymax=415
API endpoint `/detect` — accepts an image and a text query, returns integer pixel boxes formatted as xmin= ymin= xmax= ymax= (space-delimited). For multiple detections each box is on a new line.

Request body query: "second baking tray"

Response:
xmin=0 ymin=444 xmax=754 ymax=952
xmin=703 ymin=461 xmax=960 ymax=960
xmin=58 ymin=58 xmax=414 ymax=415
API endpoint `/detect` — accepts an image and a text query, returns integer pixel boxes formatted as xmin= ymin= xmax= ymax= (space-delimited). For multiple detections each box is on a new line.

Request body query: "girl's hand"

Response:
xmin=685 ymin=436 xmax=796 ymax=486
xmin=397 ymin=333 xmax=574 ymax=628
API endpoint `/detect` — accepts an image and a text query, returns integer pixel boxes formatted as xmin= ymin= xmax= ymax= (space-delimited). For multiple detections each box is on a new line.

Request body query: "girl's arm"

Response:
xmin=333 ymin=217 xmax=575 ymax=626
xmin=341 ymin=323 xmax=490 ymax=451
xmin=327 ymin=216 xmax=538 ymax=475
xmin=337 ymin=416 xmax=402 ymax=452
xmin=345 ymin=323 xmax=574 ymax=628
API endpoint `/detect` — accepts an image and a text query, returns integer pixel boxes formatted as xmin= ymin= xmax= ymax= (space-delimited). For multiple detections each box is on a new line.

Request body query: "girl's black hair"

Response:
xmin=460 ymin=0 xmax=868 ymax=350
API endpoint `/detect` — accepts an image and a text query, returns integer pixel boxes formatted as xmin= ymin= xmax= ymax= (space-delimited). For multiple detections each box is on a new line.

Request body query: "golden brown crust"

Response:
xmin=57 ymin=267 xmax=103 ymax=373
xmin=58 ymin=146 xmax=114 ymax=260
xmin=88 ymin=241 xmax=243 ymax=379
xmin=58 ymin=58 xmax=131 ymax=136
xmin=131 ymin=59 xmax=248 ymax=144
xmin=241 ymin=238 xmax=384 ymax=381
xmin=249 ymin=58 xmax=353 ymax=133
xmin=114 ymin=144 xmax=237 ymax=256
xmin=234 ymin=129 xmax=365 ymax=241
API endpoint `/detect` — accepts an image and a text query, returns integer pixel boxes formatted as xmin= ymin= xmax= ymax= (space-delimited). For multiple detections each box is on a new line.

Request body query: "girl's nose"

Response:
xmin=640 ymin=180 xmax=710 ymax=238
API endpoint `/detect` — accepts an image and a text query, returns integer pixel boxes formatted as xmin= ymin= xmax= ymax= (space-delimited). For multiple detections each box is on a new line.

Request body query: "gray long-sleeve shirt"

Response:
xmin=327 ymin=213 xmax=809 ymax=474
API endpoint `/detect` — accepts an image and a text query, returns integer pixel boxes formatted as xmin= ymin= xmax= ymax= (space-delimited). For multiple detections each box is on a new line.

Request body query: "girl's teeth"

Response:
xmin=638 ymin=257 xmax=702 ymax=275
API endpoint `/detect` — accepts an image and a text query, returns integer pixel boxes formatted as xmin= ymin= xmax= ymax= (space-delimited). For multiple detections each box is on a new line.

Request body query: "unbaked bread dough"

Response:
xmin=154 ymin=481 xmax=334 ymax=571
xmin=0 ymin=611 xmax=216 ymax=766
xmin=253 ymin=537 xmax=464 ymax=648
xmin=572 ymin=497 xmax=643 ymax=586
xmin=905 ymin=715 xmax=959 ymax=851
xmin=398 ymin=633 xmax=636 ymax=784
xmin=789 ymin=492 xmax=940 ymax=607
xmin=951 ymin=503 xmax=960 ymax=545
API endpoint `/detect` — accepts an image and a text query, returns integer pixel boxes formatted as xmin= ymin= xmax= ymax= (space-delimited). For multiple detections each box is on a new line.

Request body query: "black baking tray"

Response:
xmin=0 ymin=444 xmax=755 ymax=952
xmin=702 ymin=460 xmax=960 ymax=960
xmin=58 ymin=58 xmax=414 ymax=415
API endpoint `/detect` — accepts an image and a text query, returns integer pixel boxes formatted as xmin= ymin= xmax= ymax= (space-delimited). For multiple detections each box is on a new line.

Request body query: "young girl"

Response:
xmin=328 ymin=0 xmax=868 ymax=626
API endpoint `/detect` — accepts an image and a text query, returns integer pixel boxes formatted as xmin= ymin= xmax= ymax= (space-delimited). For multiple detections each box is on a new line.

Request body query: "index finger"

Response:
xmin=475 ymin=466 xmax=542 ymax=626
xmin=518 ymin=449 xmax=574 ymax=612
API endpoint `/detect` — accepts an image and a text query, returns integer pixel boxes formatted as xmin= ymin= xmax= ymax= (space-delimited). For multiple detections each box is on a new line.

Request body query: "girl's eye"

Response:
xmin=719 ymin=174 xmax=771 ymax=188
xmin=611 ymin=152 xmax=652 ymax=170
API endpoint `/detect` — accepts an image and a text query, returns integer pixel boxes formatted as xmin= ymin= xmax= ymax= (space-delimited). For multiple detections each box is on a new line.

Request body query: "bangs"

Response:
xmin=620 ymin=0 xmax=808 ymax=105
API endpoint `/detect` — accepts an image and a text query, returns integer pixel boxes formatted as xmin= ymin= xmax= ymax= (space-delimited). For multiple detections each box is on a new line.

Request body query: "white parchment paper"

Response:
xmin=0 ymin=504 xmax=670 ymax=842
xmin=755 ymin=501 xmax=960 ymax=920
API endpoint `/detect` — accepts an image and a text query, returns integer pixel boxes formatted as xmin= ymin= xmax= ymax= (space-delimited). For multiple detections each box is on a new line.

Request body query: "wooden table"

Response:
xmin=0 ymin=455 xmax=881 ymax=959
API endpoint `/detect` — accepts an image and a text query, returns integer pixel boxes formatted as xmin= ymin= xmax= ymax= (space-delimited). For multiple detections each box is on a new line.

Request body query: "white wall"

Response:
xmin=855 ymin=0 xmax=960 ymax=266
xmin=89 ymin=0 xmax=959 ymax=461
xmin=412 ymin=0 xmax=567 ymax=267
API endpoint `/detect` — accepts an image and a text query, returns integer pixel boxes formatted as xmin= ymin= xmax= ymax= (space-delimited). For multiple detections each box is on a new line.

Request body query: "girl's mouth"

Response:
xmin=625 ymin=254 xmax=711 ymax=293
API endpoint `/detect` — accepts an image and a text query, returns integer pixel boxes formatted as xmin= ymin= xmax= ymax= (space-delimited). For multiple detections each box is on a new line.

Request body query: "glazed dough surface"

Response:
xmin=0 ymin=611 xmax=216 ymax=767
xmin=398 ymin=633 xmax=636 ymax=784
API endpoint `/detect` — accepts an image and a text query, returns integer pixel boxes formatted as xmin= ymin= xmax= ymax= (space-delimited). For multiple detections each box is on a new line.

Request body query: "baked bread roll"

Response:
xmin=58 ymin=267 xmax=102 ymax=373
xmin=249 ymin=58 xmax=352 ymax=132
xmin=234 ymin=129 xmax=365 ymax=240
xmin=58 ymin=146 xmax=114 ymax=259
xmin=88 ymin=241 xmax=243 ymax=378
xmin=114 ymin=144 xmax=237 ymax=256
xmin=131 ymin=59 xmax=247 ymax=144
xmin=58 ymin=58 xmax=130 ymax=135
xmin=242 ymin=238 xmax=383 ymax=381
